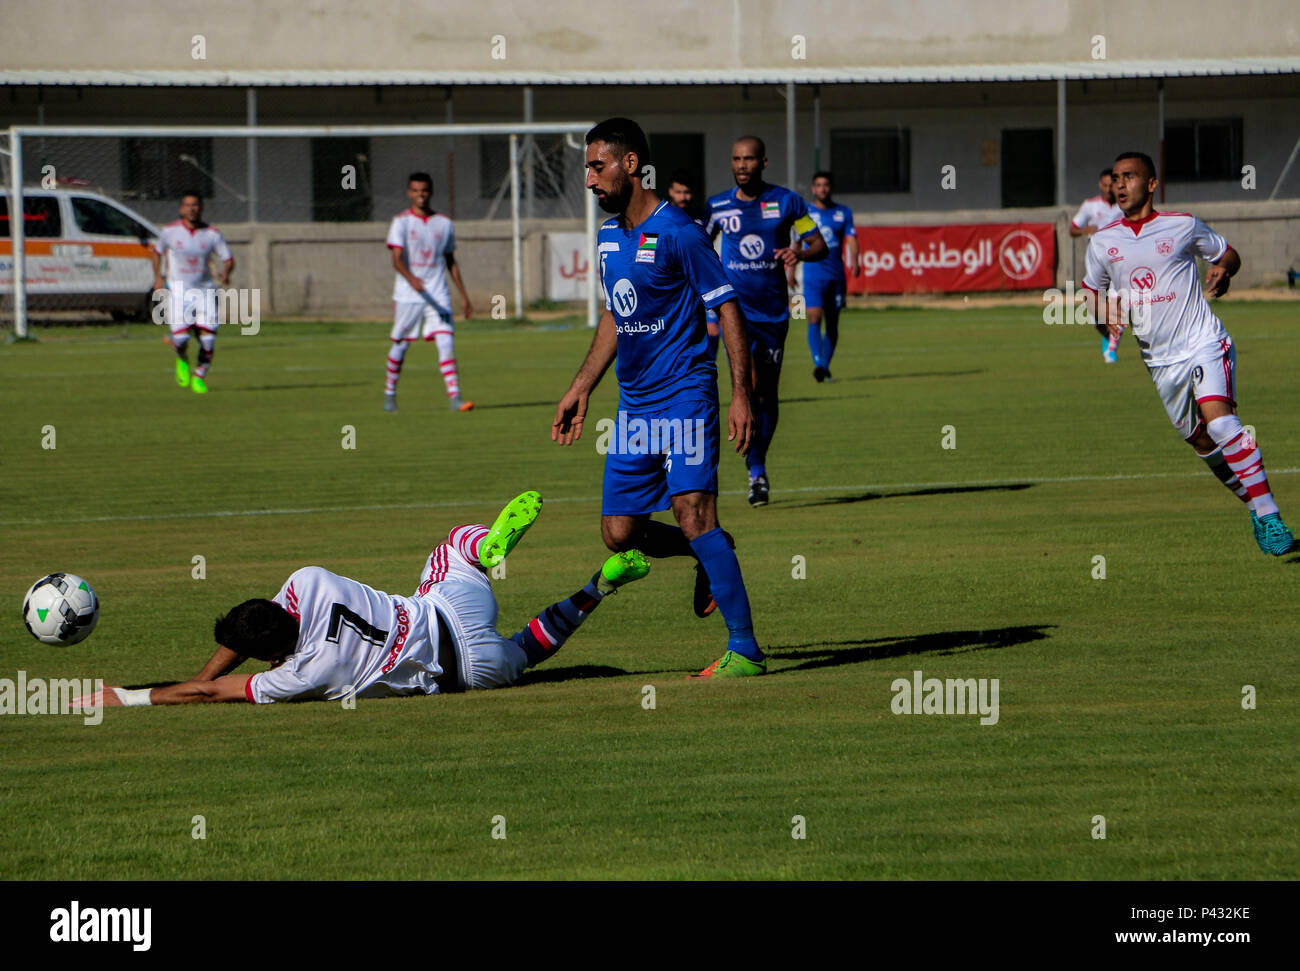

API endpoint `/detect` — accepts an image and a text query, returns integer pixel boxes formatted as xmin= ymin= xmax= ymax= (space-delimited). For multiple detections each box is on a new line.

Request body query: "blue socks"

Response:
xmin=511 ymin=581 xmax=603 ymax=667
xmin=689 ymin=527 xmax=761 ymax=660
xmin=807 ymin=322 xmax=823 ymax=367
xmin=747 ymin=395 xmax=778 ymax=477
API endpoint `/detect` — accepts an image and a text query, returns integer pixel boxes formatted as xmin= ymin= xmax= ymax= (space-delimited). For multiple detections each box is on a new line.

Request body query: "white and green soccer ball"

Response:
xmin=22 ymin=573 xmax=99 ymax=646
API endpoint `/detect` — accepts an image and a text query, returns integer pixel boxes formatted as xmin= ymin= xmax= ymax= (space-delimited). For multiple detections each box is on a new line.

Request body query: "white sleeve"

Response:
xmin=1189 ymin=216 xmax=1228 ymax=263
xmin=385 ymin=217 xmax=404 ymax=249
xmin=248 ymin=655 xmax=324 ymax=704
xmin=212 ymin=231 xmax=232 ymax=262
xmin=444 ymin=220 xmax=456 ymax=254
xmin=1071 ymin=201 xmax=1090 ymax=228
xmin=152 ymin=228 xmax=168 ymax=255
xmin=1082 ymin=237 xmax=1110 ymax=293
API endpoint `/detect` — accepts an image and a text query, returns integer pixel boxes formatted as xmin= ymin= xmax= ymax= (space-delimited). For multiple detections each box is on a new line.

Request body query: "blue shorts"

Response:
xmin=601 ymin=397 xmax=721 ymax=516
xmin=804 ymin=275 xmax=845 ymax=312
xmin=748 ymin=319 xmax=789 ymax=368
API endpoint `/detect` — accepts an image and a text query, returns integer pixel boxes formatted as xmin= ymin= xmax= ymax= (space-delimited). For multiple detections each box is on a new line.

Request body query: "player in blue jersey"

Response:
xmin=791 ymin=171 xmax=859 ymax=382
xmin=667 ymin=169 xmax=718 ymax=359
xmin=706 ymin=136 xmax=827 ymax=507
xmin=551 ymin=118 xmax=767 ymax=679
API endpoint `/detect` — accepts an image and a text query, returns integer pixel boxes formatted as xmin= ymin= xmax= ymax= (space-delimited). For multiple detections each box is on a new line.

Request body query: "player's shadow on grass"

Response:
xmin=791 ymin=482 xmax=1033 ymax=507
xmin=515 ymin=664 xmax=629 ymax=685
xmin=837 ymin=368 xmax=986 ymax=383
xmin=226 ymin=382 xmax=369 ymax=392
xmin=766 ymin=624 xmax=1052 ymax=674
xmin=471 ymin=400 xmax=564 ymax=411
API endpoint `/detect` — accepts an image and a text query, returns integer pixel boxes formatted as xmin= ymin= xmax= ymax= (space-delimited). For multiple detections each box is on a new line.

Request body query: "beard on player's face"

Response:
xmin=595 ymin=168 xmax=632 ymax=213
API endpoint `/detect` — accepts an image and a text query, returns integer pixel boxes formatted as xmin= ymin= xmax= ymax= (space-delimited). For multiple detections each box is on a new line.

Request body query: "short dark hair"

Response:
xmin=811 ymin=170 xmax=833 ymax=185
xmin=585 ymin=118 xmax=651 ymax=170
xmin=1114 ymin=152 xmax=1156 ymax=179
xmin=408 ymin=172 xmax=434 ymax=190
xmin=668 ymin=168 xmax=694 ymax=189
xmin=735 ymin=135 xmax=766 ymax=158
xmin=214 ymin=598 xmax=299 ymax=661
xmin=1100 ymin=167 xmax=1115 ymax=179
xmin=180 ymin=190 xmax=203 ymax=203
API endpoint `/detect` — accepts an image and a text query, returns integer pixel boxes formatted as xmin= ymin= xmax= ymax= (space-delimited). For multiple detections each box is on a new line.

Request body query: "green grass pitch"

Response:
xmin=1 ymin=303 xmax=1297 ymax=880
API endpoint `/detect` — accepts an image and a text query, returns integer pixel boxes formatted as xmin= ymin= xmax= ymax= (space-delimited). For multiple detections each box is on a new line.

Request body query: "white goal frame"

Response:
xmin=5 ymin=122 xmax=599 ymax=338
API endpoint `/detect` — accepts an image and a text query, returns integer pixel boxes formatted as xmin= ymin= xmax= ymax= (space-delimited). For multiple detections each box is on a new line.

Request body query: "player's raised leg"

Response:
xmin=510 ymin=551 xmax=649 ymax=667
xmin=479 ymin=490 xmax=544 ymax=569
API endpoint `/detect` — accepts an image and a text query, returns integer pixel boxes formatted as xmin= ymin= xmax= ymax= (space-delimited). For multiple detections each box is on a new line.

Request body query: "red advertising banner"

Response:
xmin=844 ymin=222 xmax=1056 ymax=294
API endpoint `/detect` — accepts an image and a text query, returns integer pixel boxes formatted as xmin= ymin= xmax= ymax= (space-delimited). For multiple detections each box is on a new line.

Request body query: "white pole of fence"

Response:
xmin=585 ymin=180 xmax=598 ymax=328
xmin=510 ymin=133 xmax=523 ymax=318
xmin=9 ymin=128 xmax=27 ymax=340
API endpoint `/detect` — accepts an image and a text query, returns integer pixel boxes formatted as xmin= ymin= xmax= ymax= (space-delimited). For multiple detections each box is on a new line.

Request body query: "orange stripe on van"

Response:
xmin=0 ymin=240 xmax=153 ymax=258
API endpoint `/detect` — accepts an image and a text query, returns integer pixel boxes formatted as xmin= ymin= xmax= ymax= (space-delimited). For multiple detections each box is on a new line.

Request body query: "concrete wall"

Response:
xmin=3 ymin=0 xmax=1297 ymax=70
xmin=220 ymin=218 xmax=578 ymax=317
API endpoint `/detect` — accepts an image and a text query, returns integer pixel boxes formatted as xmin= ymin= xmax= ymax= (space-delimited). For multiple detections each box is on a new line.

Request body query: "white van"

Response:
xmin=1 ymin=187 xmax=159 ymax=319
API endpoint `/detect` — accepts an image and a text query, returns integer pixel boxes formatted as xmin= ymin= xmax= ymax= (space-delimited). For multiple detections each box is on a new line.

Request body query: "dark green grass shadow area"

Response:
xmin=514 ymin=664 xmax=630 ymax=685
xmin=790 ymin=482 xmax=1034 ymax=507
xmin=835 ymin=368 xmax=986 ymax=382
xmin=767 ymin=624 xmax=1053 ymax=674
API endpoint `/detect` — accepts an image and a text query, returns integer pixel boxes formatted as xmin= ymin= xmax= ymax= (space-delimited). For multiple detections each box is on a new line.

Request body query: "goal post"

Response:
xmin=3 ymin=121 xmax=600 ymax=338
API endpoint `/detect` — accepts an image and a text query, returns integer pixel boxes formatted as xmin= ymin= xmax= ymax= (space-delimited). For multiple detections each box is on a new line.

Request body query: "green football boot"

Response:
xmin=1255 ymin=511 xmax=1295 ymax=556
xmin=190 ymin=374 xmax=208 ymax=394
xmin=175 ymin=358 xmax=190 ymax=387
xmin=596 ymin=550 xmax=650 ymax=594
xmin=479 ymin=490 xmax=542 ymax=570
xmin=690 ymin=649 xmax=766 ymax=679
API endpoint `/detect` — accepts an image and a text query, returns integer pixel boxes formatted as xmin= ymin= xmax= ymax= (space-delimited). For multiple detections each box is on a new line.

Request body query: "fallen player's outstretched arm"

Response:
xmin=195 ymin=645 xmax=246 ymax=681
xmin=91 ymin=675 xmax=254 ymax=708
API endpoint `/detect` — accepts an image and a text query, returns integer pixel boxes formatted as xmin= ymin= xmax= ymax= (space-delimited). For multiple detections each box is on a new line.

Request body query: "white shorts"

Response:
xmin=1148 ymin=338 xmax=1236 ymax=440
xmin=414 ymin=539 xmax=526 ymax=691
xmin=166 ymin=282 xmax=219 ymax=334
xmin=392 ymin=298 xmax=454 ymax=343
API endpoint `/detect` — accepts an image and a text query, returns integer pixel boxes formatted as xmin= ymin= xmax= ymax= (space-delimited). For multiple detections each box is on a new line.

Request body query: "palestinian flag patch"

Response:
xmin=636 ymin=232 xmax=659 ymax=263
xmin=761 ymin=200 xmax=781 ymax=219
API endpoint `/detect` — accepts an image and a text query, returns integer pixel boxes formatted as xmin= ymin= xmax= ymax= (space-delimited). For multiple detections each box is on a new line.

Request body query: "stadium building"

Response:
xmin=2 ymin=0 xmax=1297 ymax=312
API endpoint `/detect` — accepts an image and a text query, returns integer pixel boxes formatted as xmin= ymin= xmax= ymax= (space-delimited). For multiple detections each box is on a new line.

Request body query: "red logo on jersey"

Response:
xmin=1129 ymin=266 xmax=1157 ymax=291
xmin=419 ymin=247 xmax=433 ymax=262
xmin=1107 ymin=247 xmax=1119 ymax=257
xmin=1156 ymin=238 xmax=1174 ymax=256
xmin=381 ymin=602 xmax=411 ymax=674
xmin=998 ymin=231 xmax=1041 ymax=280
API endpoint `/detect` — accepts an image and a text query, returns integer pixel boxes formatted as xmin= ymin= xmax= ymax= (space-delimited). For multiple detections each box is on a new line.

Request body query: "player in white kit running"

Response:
xmin=87 ymin=493 xmax=650 ymax=708
xmin=1070 ymin=168 xmax=1125 ymax=362
xmin=1083 ymin=151 xmax=1294 ymax=555
xmin=150 ymin=192 xmax=234 ymax=395
xmin=384 ymin=172 xmax=475 ymax=413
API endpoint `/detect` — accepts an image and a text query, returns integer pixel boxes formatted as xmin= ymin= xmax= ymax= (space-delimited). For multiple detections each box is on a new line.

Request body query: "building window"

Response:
xmin=479 ymin=134 xmax=569 ymax=199
xmin=1165 ymin=119 xmax=1243 ymax=182
xmin=122 ymin=138 xmax=214 ymax=200
xmin=311 ymin=137 xmax=372 ymax=222
xmin=830 ymin=128 xmax=910 ymax=193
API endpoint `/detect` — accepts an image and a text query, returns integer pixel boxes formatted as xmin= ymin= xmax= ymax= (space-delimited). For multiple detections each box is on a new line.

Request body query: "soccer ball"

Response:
xmin=22 ymin=573 xmax=99 ymax=646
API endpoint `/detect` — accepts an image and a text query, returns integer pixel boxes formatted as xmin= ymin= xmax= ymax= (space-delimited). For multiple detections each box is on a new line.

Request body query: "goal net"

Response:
xmin=2 ymin=122 xmax=599 ymax=336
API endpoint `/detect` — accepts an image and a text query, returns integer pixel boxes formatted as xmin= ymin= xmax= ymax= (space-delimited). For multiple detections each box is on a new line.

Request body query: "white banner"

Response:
xmin=547 ymin=232 xmax=591 ymax=300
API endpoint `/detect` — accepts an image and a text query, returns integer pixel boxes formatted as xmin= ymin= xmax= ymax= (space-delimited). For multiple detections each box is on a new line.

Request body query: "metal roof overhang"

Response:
xmin=2 ymin=59 xmax=1297 ymax=88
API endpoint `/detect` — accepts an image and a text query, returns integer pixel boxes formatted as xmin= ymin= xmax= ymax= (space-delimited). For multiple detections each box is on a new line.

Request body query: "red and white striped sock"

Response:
xmin=385 ymin=341 xmax=409 ymax=393
xmin=1198 ymin=444 xmax=1250 ymax=504
xmin=434 ymin=331 xmax=460 ymax=397
xmin=1209 ymin=416 xmax=1279 ymax=517
xmin=449 ymin=524 xmax=489 ymax=567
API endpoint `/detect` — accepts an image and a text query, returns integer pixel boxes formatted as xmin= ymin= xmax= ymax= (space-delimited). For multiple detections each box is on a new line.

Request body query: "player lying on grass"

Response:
xmin=79 ymin=493 xmax=649 ymax=707
xmin=1083 ymin=151 xmax=1293 ymax=555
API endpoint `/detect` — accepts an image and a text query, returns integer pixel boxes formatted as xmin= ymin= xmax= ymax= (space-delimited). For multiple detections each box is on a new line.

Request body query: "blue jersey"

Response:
xmin=802 ymin=202 xmax=856 ymax=284
xmin=705 ymin=184 xmax=820 ymax=326
xmin=598 ymin=200 xmax=736 ymax=411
